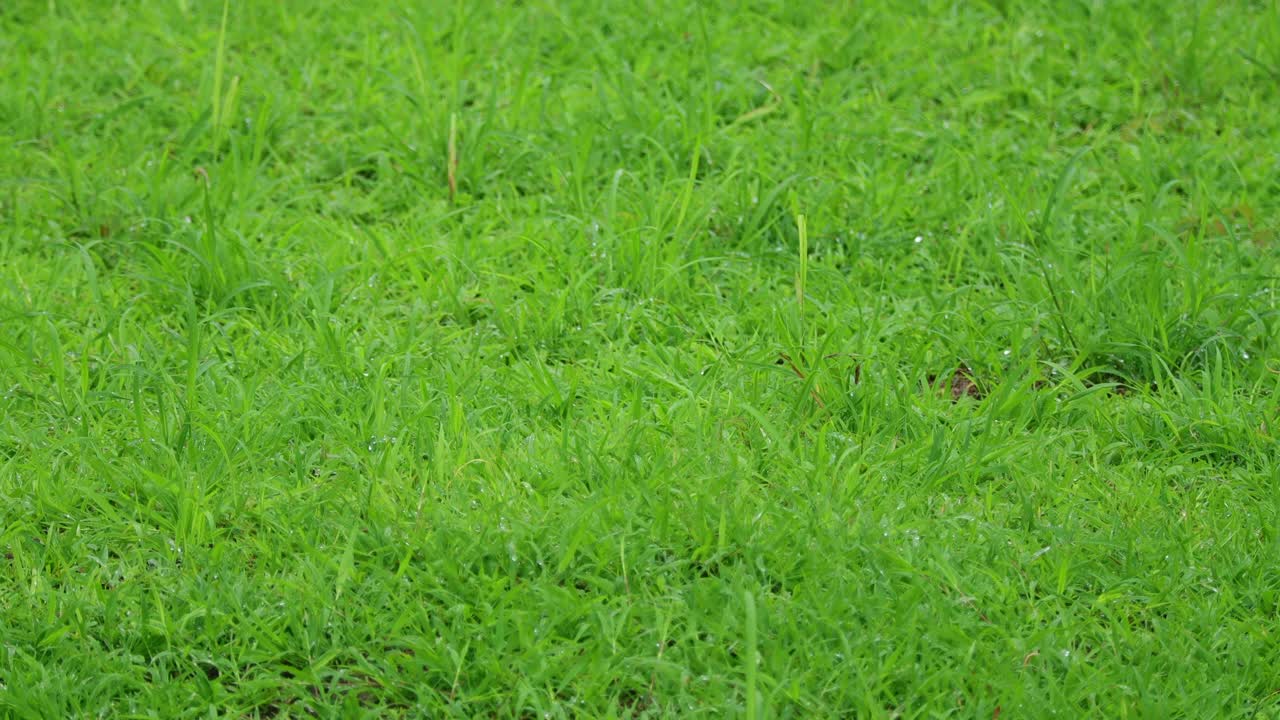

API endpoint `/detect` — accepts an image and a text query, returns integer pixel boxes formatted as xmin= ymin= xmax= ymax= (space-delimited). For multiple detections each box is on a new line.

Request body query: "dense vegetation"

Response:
xmin=3 ymin=1 xmax=1279 ymax=717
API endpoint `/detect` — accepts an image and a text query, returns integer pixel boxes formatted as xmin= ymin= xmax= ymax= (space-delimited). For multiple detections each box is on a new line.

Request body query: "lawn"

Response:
xmin=3 ymin=0 xmax=1280 ymax=717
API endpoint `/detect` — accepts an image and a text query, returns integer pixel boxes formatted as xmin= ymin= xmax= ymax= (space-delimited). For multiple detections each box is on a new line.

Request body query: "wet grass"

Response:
xmin=3 ymin=1 xmax=1280 ymax=717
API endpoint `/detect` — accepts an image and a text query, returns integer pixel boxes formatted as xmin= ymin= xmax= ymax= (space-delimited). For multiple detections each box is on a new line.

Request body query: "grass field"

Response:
xmin=3 ymin=1 xmax=1280 ymax=717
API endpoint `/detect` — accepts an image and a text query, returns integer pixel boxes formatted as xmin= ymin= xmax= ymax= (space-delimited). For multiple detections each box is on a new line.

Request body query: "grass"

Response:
xmin=2 ymin=0 xmax=1280 ymax=717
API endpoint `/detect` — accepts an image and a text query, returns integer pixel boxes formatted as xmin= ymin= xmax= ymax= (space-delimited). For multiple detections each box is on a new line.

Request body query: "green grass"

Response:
xmin=3 ymin=0 xmax=1280 ymax=717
